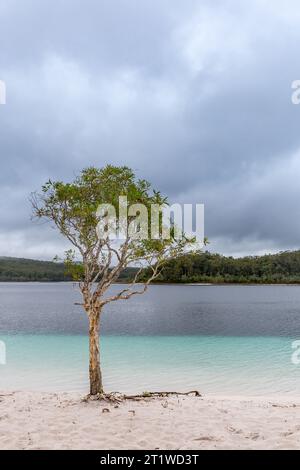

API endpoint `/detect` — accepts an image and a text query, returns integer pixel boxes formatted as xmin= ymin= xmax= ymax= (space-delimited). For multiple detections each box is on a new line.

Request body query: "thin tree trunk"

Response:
xmin=89 ymin=313 xmax=103 ymax=395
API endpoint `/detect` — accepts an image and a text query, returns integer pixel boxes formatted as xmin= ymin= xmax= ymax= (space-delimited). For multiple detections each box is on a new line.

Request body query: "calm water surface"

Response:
xmin=1 ymin=283 xmax=300 ymax=395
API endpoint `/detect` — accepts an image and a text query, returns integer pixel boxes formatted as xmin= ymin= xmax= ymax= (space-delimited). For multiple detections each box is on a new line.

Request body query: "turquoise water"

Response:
xmin=2 ymin=283 xmax=300 ymax=396
xmin=1 ymin=334 xmax=300 ymax=395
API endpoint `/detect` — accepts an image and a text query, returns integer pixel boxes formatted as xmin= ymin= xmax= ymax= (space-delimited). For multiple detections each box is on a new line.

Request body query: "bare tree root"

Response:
xmin=124 ymin=390 xmax=201 ymax=400
xmin=82 ymin=390 xmax=201 ymax=404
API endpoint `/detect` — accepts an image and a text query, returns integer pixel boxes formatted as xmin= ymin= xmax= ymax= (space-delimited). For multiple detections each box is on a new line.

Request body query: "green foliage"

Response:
xmin=32 ymin=165 xmax=197 ymax=289
xmin=0 ymin=257 xmax=144 ymax=283
xmin=63 ymin=250 xmax=85 ymax=281
xmin=0 ymin=257 xmax=71 ymax=282
xmin=3 ymin=251 xmax=300 ymax=284
xmin=35 ymin=165 xmax=167 ymax=248
xmin=154 ymin=250 xmax=300 ymax=284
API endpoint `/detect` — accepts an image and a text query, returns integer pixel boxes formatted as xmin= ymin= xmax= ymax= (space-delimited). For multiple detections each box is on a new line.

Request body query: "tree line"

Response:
xmin=0 ymin=257 xmax=71 ymax=282
xmin=2 ymin=250 xmax=300 ymax=284
xmin=149 ymin=250 xmax=300 ymax=284
xmin=0 ymin=257 xmax=138 ymax=282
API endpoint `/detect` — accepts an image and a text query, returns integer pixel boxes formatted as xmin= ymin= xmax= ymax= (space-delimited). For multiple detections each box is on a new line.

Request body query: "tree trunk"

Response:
xmin=89 ymin=313 xmax=103 ymax=395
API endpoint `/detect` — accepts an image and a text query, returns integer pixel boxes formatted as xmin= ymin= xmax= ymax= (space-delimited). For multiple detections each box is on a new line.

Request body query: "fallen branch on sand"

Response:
xmin=82 ymin=390 xmax=201 ymax=404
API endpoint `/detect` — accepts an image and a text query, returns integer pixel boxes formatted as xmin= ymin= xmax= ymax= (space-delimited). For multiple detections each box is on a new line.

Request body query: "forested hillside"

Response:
xmin=2 ymin=251 xmax=300 ymax=283
xmin=0 ymin=257 xmax=137 ymax=282
xmin=0 ymin=257 xmax=70 ymax=281
xmin=155 ymin=251 xmax=300 ymax=284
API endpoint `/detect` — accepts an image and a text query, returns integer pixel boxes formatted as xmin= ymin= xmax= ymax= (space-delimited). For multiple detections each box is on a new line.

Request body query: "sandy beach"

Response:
xmin=1 ymin=391 xmax=300 ymax=450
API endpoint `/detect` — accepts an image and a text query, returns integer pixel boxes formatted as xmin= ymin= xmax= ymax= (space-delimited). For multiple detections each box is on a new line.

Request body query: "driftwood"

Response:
xmin=82 ymin=390 xmax=201 ymax=404
xmin=124 ymin=390 xmax=201 ymax=400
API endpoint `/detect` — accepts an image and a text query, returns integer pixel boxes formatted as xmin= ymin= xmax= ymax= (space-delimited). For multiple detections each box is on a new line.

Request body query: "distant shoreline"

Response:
xmin=1 ymin=280 xmax=300 ymax=286
xmin=2 ymin=252 xmax=300 ymax=285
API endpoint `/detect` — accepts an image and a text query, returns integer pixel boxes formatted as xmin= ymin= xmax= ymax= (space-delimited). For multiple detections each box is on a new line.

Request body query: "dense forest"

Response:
xmin=152 ymin=250 xmax=300 ymax=284
xmin=0 ymin=257 xmax=137 ymax=282
xmin=2 ymin=251 xmax=300 ymax=283
xmin=0 ymin=257 xmax=71 ymax=281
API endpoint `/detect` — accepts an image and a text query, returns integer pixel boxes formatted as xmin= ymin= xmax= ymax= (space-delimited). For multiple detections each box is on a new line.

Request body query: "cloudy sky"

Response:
xmin=1 ymin=0 xmax=300 ymax=259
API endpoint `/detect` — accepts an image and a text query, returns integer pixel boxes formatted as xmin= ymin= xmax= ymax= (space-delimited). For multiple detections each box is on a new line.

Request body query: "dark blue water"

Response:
xmin=1 ymin=283 xmax=300 ymax=336
xmin=1 ymin=283 xmax=300 ymax=395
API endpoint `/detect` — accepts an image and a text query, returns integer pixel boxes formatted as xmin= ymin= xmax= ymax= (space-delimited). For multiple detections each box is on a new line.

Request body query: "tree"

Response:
xmin=31 ymin=165 xmax=197 ymax=396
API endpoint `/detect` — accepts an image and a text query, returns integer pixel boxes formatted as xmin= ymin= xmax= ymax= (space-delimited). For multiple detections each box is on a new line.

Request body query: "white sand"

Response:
xmin=1 ymin=391 xmax=300 ymax=450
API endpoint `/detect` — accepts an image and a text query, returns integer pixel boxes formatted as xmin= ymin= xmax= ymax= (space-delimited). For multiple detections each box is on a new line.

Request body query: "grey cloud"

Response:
xmin=1 ymin=0 xmax=300 ymax=258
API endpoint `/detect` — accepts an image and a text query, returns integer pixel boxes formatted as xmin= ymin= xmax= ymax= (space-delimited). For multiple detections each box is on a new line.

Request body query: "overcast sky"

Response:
xmin=1 ymin=0 xmax=300 ymax=259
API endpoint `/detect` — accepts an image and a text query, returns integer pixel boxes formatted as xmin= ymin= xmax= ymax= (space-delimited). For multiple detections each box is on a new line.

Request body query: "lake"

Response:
xmin=1 ymin=283 xmax=300 ymax=395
